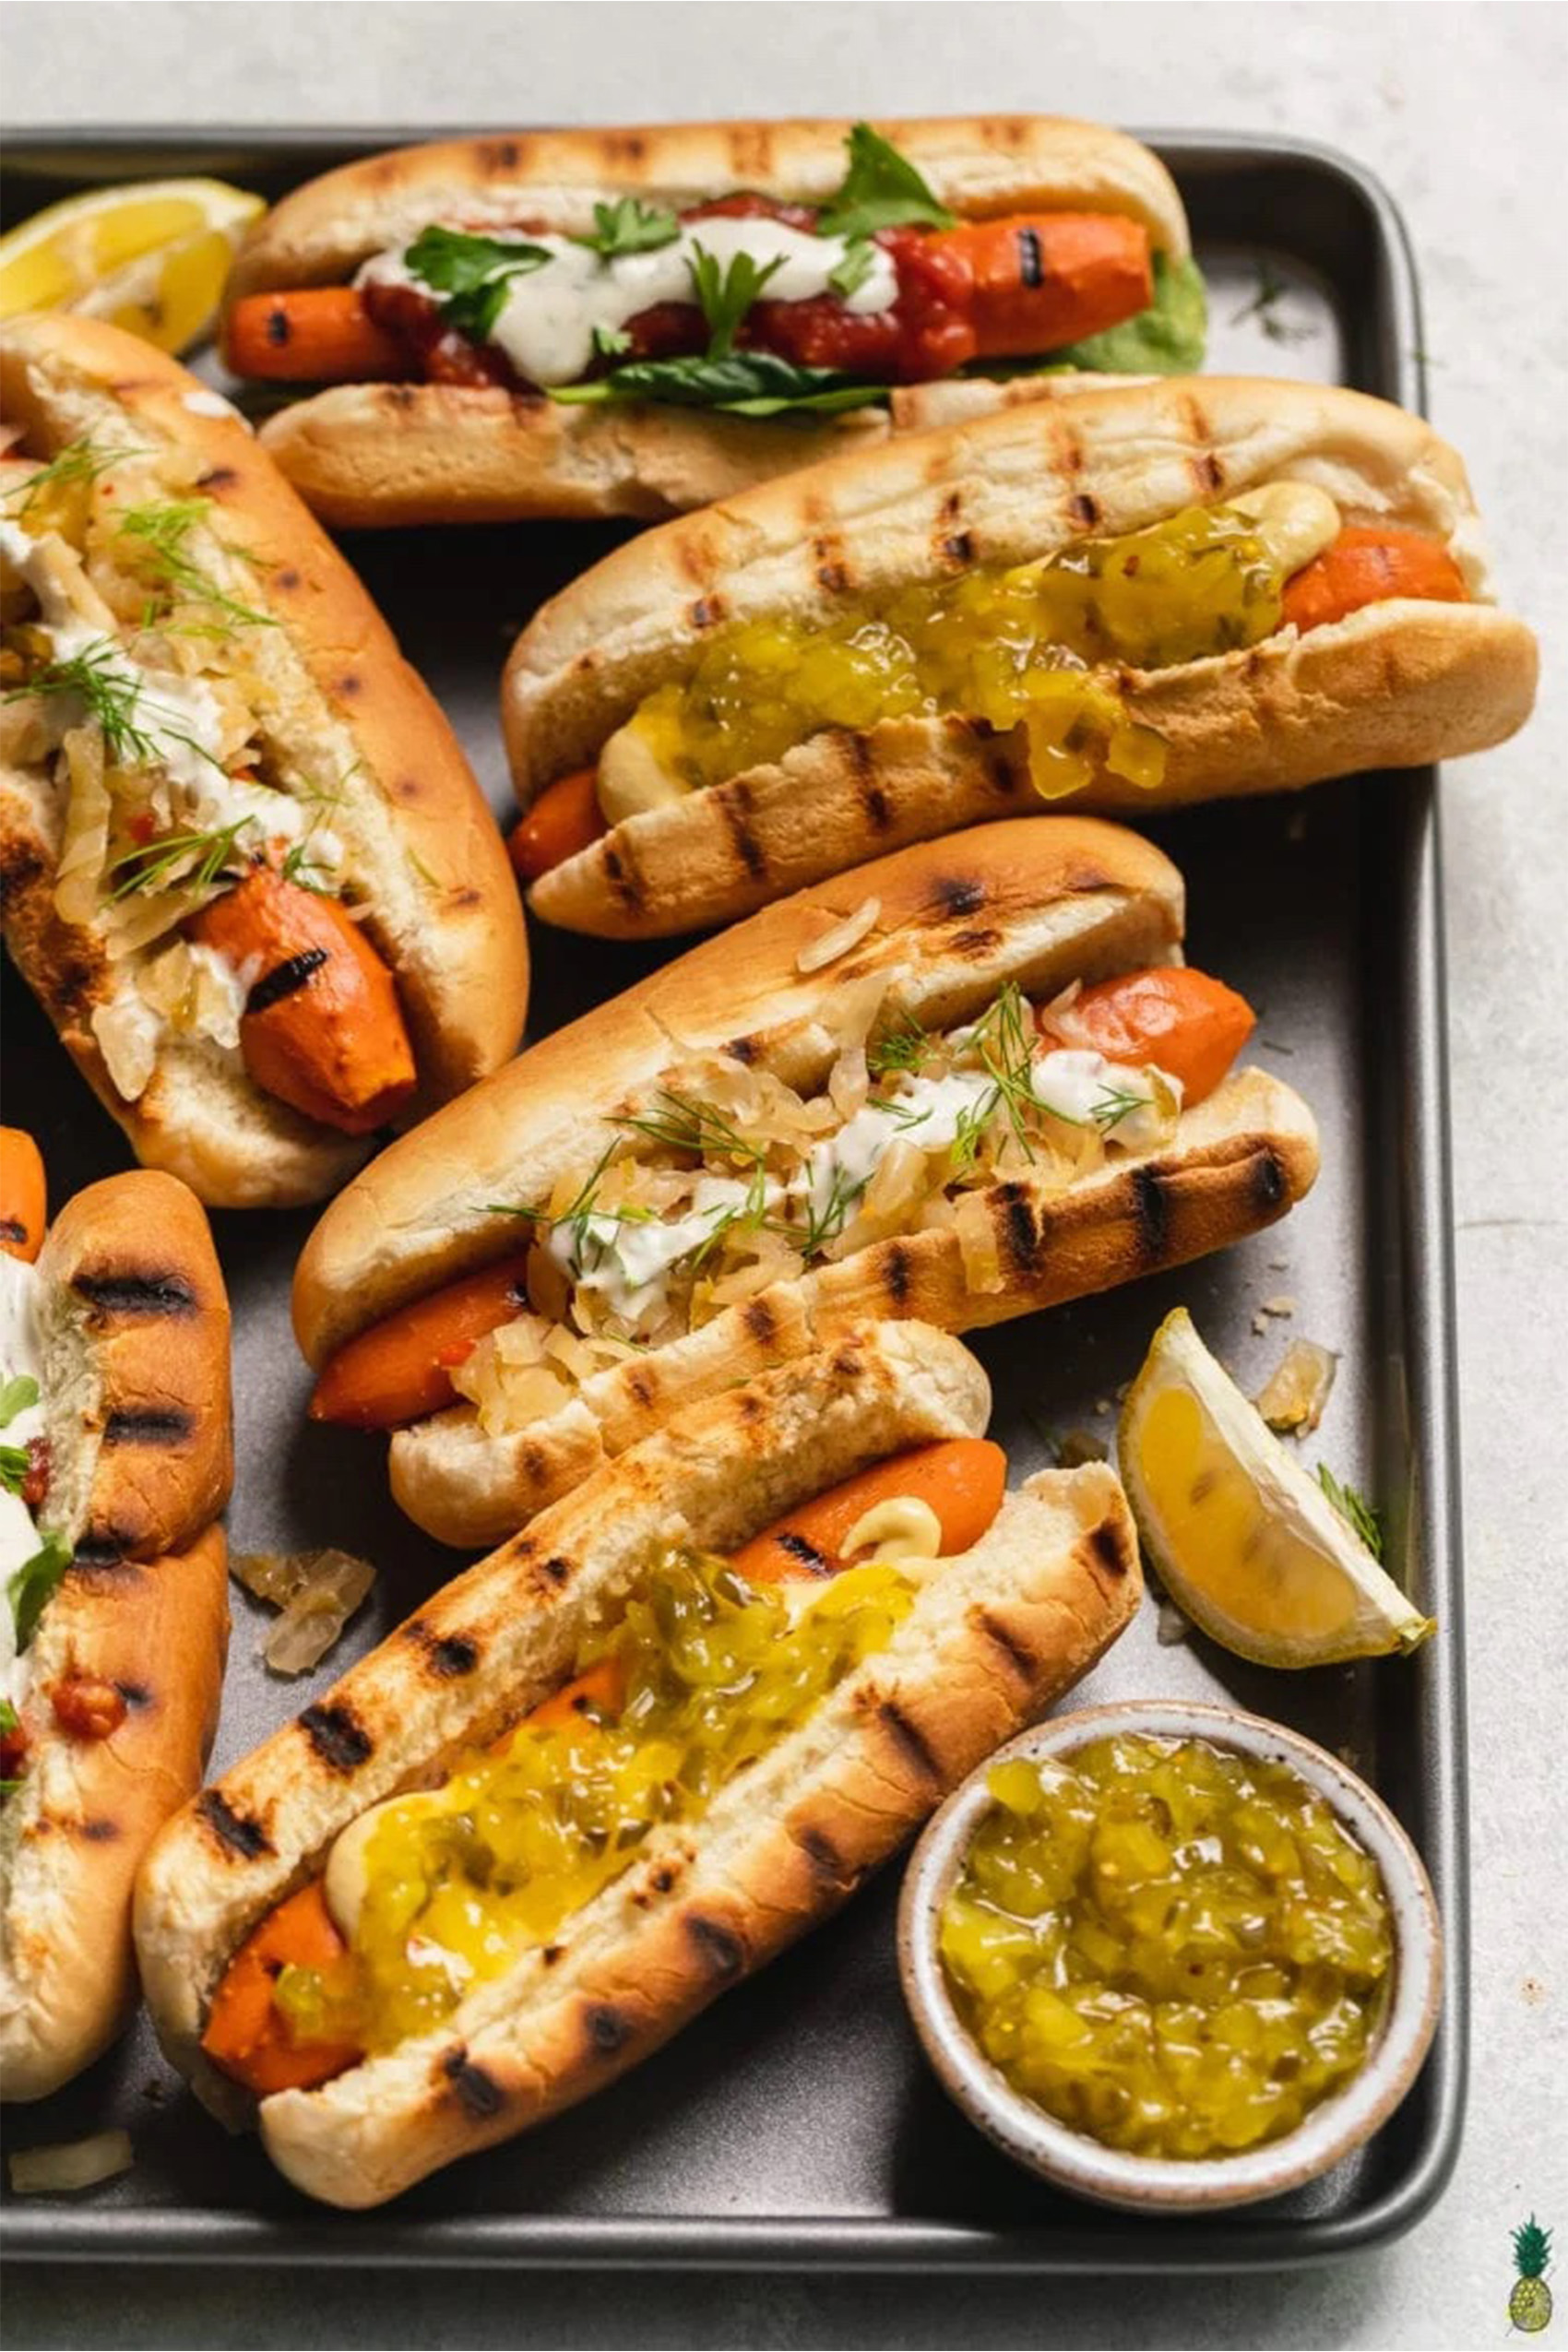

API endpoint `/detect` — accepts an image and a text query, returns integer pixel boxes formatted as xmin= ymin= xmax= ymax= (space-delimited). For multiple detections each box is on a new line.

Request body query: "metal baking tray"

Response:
xmin=0 ymin=131 xmax=1467 ymax=2269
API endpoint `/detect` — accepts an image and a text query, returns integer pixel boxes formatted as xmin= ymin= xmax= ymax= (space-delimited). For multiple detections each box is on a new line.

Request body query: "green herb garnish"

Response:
xmin=827 ymin=237 xmax=877 ymax=302
xmin=4 ymin=638 xmax=227 ymax=779
xmin=8 ymin=1528 xmax=72 ymax=1651
xmin=0 ymin=1445 xmax=30 ymax=1498
xmin=114 ymin=498 xmax=275 ymax=630
xmin=4 ymin=437 xmax=142 ymax=519
xmin=404 ymin=224 xmax=553 ymax=344
xmin=688 ymin=243 xmax=785 ymax=358
xmin=817 ymin=123 xmax=956 ymax=240
xmin=592 ymin=323 xmax=635 ymax=360
xmin=867 ymin=1013 xmax=932 ymax=1078
xmin=107 ymin=816 xmax=256 ymax=901
xmin=574 ymin=196 xmax=681 ymax=261
xmin=1317 ymin=1464 xmax=1385 ymax=1561
xmin=0 ymin=1374 xmax=40 ymax=1431
xmin=551 ymin=351 xmax=889 ymax=417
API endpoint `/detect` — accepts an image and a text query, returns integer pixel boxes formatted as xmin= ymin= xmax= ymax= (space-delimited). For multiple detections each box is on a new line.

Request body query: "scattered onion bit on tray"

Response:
xmin=1253 ymin=1337 xmax=1338 ymax=1435
xmin=232 ymin=1547 xmax=376 ymax=1676
xmin=9 ymin=2130 xmax=134 ymax=2194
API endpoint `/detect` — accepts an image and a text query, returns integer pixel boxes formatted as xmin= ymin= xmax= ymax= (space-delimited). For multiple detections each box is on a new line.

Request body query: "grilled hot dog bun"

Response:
xmin=1 ymin=1169 xmax=232 ymax=2100
xmin=231 ymin=115 xmax=1191 ymax=528
xmin=135 ymin=1321 xmax=1141 ymax=2205
xmin=294 ymin=819 xmax=1319 ymax=1548
xmin=503 ymin=376 xmax=1538 ymax=940
xmin=0 ymin=315 xmax=529 ymax=1207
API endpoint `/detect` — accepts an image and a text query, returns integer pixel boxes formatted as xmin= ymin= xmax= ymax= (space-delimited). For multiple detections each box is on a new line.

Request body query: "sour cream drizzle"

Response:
xmin=551 ymin=1040 xmax=1181 ymax=1336
xmin=359 ymin=217 xmax=898 ymax=389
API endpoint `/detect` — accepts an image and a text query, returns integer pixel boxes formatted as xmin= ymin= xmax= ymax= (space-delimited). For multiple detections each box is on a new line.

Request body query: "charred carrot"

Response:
xmin=201 ymin=1881 xmax=361 ymax=2097
xmin=309 ymin=1253 xmax=535 ymax=1429
xmin=224 ymin=290 xmax=409 ymax=383
xmin=1047 ymin=968 xmax=1256 ymax=1110
xmin=942 ymin=213 xmax=1153 ymax=359
xmin=507 ymin=769 xmax=608 ymax=885
xmin=733 ymin=1438 xmax=1007 ymax=1585
xmin=188 ymin=868 xmax=416 ymax=1136
xmin=1282 ymin=526 xmax=1467 ymax=635
xmin=0 ymin=1127 xmax=46 ymax=1263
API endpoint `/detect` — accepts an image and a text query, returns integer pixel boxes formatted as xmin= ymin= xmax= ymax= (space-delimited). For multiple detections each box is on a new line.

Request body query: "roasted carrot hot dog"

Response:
xmin=188 ymin=866 xmax=417 ymax=1137
xmin=1280 ymin=525 xmax=1468 ymax=635
xmin=1041 ymin=968 xmax=1256 ymax=1111
xmin=0 ymin=1126 xmax=47 ymax=1263
xmin=199 ymin=1420 xmax=1011 ymax=2100
xmin=308 ymin=1253 xmax=535 ymax=1429
xmin=507 ymin=769 xmax=607 ymax=885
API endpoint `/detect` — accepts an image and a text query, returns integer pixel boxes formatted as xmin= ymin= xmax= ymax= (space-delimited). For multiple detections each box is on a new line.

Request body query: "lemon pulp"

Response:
xmin=940 ymin=1735 xmax=1394 ymax=2160
xmin=0 ymin=180 xmax=263 ymax=352
xmin=277 ymin=1546 xmax=914 ymax=2052
xmin=626 ymin=505 xmax=1288 ymax=800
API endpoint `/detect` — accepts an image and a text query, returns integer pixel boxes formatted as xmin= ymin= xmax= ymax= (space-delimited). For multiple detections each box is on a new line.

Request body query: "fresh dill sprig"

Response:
xmin=114 ymin=499 xmax=275 ymax=631
xmin=794 ymin=1164 xmax=868 ymax=1257
xmin=616 ymin=1089 xmax=767 ymax=1170
xmin=5 ymin=637 xmax=226 ymax=779
xmin=5 ymin=437 xmax=142 ymax=520
xmin=1229 ymin=261 xmax=1315 ymax=347
xmin=867 ymin=1013 xmax=932 ymax=1078
xmin=1089 ymin=1083 xmax=1153 ymax=1134
xmin=954 ymin=981 xmax=1040 ymax=1165
xmin=280 ymin=840 xmax=335 ymax=896
xmin=107 ymin=817 xmax=256 ymax=901
xmin=1317 ymin=1464 xmax=1385 ymax=1561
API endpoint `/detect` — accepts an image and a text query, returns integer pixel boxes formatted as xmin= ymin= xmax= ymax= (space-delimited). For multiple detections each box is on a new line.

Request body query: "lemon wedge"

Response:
xmin=1118 ymin=1307 xmax=1435 ymax=1667
xmin=0 ymin=179 xmax=264 ymax=354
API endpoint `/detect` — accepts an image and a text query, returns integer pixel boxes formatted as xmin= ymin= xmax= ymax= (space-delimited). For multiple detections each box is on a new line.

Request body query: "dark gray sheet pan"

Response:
xmin=0 ymin=131 xmax=1466 ymax=2268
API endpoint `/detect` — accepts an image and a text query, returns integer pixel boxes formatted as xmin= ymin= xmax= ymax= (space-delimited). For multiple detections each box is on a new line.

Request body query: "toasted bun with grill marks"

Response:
xmin=292 ymin=819 xmax=1317 ymax=1547
xmin=228 ymin=115 xmax=1188 ymax=528
xmin=1 ymin=1170 xmax=232 ymax=2101
xmin=134 ymin=1321 xmax=1141 ymax=2205
xmin=0 ymin=315 xmax=529 ymax=1207
xmin=499 ymin=376 xmax=1538 ymax=938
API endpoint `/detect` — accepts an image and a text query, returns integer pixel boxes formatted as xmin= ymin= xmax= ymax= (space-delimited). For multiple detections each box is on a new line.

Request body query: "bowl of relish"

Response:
xmin=897 ymin=1700 xmax=1443 ymax=2211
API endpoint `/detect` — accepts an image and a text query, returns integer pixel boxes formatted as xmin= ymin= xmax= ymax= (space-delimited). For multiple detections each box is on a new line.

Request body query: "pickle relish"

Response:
xmin=939 ymin=1734 xmax=1394 ymax=2161
xmin=626 ymin=505 xmax=1290 ymax=801
xmin=276 ymin=1544 xmax=916 ymax=2053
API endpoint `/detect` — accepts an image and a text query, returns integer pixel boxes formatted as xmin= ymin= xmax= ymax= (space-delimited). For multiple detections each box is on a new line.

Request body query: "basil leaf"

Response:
xmin=0 ymin=1373 xmax=39 ymax=1430
xmin=8 ymin=1527 xmax=72 ymax=1652
xmin=403 ymin=224 xmax=552 ymax=344
xmin=575 ymin=196 xmax=681 ymax=260
xmin=827 ymin=237 xmax=877 ymax=302
xmin=552 ymin=352 xmax=890 ymax=418
xmin=818 ymin=123 xmax=956 ymax=240
xmin=1046 ymin=251 xmax=1207 ymax=376
xmin=0 ymin=1443 xmax=30 ymax=1498
xmin=688 ymin=244 xmax=784 ymax=358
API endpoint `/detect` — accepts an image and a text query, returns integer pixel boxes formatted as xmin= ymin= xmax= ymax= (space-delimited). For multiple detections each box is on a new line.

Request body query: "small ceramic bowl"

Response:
xmin=897 ymin=1698 xmax=1443 ymax=2213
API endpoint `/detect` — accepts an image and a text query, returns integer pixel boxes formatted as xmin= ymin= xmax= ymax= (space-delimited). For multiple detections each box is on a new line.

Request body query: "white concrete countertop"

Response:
xmin=5 ymin=6 xmax=1563 ymax=2346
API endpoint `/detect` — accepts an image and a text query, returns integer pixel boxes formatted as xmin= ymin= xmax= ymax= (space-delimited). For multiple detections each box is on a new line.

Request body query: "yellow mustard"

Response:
xmin=627 ymin=505 xmax=1289 ymax=801
xmin=277 ymin=1546 xmax=915 ymax=2052
xmin=939 ymin=1733 xmax=1394 ymax=2160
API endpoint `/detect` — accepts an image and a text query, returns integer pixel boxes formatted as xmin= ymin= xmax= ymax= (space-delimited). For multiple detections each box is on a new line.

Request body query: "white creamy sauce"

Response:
xmin=551 ymin=1039 xmax=1181 ymax=1336
xmin=360 ymin=217 xmax=897 ymax=388
xmin=181 ymin=387 xmax=249 ymax=425
xmin=0 ymin=1253 xmax=48 ymax=1713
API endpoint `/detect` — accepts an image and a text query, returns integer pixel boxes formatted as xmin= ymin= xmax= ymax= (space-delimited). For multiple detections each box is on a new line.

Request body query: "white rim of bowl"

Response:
xmin=898 ymin=1698 xmax=1444 ymax=2213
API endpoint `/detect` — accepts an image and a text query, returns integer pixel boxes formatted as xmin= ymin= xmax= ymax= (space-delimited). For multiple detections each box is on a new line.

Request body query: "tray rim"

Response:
xmin=0 ymin=122 xmax=1468 ymax=2272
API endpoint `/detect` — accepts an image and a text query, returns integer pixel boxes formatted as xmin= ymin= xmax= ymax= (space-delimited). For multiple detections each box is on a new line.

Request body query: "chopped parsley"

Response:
xmin=8 ymin=1528 xmax=72 ymax=1651
xmin=817 ymin=123 xmax=956 ymax=239
xmin=574 ymin=196 xmax=680 ymax=260
xmin=403 ymin=224 xmax=552 ymax=343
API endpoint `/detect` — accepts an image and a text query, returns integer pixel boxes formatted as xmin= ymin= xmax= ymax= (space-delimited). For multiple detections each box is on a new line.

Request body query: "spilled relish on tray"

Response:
xmin=624 ymin=504 xmax=1291 ymax=800
xmin=274 ymin=1543 xmax=917 ymax=2055
xmin=938 ymin=1733 xmax=1394 ymax=2160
